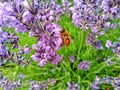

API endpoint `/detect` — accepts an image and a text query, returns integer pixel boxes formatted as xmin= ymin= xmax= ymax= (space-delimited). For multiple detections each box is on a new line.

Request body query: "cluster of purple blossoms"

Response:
xmin=29 ymin=81 xmax=48 ymax=90
xmin=0 ymin=0 xmax=63 ymax=34
xmin=70 ymin=0 xmax=101 ymax=30
xmin=0 ymin=28 xmax=30 ymax=67
xmin=29 ymin=78 xmax=56 ymax=90
xmin=67 ymin=82 xmax=80 ymax=90
xmin=0 ymin=1 xmax=30 ymax=33
xmin=112 ymin=76 xmax=120 ymax=90
xmin=0 ymin=1 xmax=32 ymax=66
xmin=0 ymin=0 xmax=65 ymax=66
xmin=69 ymin=55 xmax=75 ymax=63
xmin=31 ymin=23 xmax=63 ymax=66
xmin=70 ymin=0 xmax=120 ymax=50
xmin=105 ymin=40 xmax=120 ymax=57
xmin=0 ymin=72 xmax=23 ymax=90
xmin=91 ymin=75 xmax=120 ymax=90
xmin=33 ymin=0 xmax=63 ymax=22
xmin=101 ymin=0 xmax=120 ymax=19
xmin=112 ymin=42 xmax=120 ymax=57
xmin=78 ymin=61 xmax=91 ymax=71
xmin=103 ymin=56 xmax=114 ymax=66
xmin=14 ymin=44 xmax=30 ymax=67
xmin=86 ymin=33 xmax=103 ymax=50
xmin=0 ymin=32 xmax=11 ymax=64
xmin=62 ymin=0 xmax=71 ymax=18
xmin=47 ymin=78 xmax=56 ymax=86
xmin=0 ymin=72 xmax=56 ymax=90
xmin=91 ymin=76 xmax=101 ymax=90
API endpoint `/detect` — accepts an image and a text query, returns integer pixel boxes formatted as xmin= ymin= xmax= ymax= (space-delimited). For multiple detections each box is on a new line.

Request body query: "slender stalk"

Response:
xmin=62 ymin=61 xmax=78 ymax=78
xmin=38 ymin=20 xmax=44 ymax=31
xmin=29 ymin=64 xmax=49 ymax=70
xmin=77 ymin=29 xmax=84 ymax=60
xmin=82 ymin=80 xmax=91 ymax=85
xmin=26 ymin=0 xmax=44 ymax=32
xmin=55 ymin=73 xmax=68 ymax=81
xmin=81 ymin=46 xmax=92 ymax=58
xmin=26 ymin=0 xmax=34 ymax=11
xmin=77 ymin=76 xmax=81 ymax=83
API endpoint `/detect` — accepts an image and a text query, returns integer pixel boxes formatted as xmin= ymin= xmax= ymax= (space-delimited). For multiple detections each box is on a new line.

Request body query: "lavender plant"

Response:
xmin=70 ymin=0 xmax=120 ymax=50
xmin=78 ymin=61 xmax=91 ymax=71
xmin=0 ymin=0 xmax=65 ymax=66
xmin=0 ymin=72 xmax=23 ymax=90
xmin=0 ymin=28 xmax=30 ymax=67
xmin=0 ymin=0 xmax=120 ymax=90
xmin=91 ymin=75 xmax=120 ymax=90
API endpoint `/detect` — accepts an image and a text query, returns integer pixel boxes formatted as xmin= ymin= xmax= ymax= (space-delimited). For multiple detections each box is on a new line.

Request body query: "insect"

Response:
xmin=60 ymin=28 xmax=70 ymax=47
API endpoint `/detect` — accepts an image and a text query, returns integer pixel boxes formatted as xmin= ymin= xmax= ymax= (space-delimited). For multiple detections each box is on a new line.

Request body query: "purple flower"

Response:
xmin=32 ymin=44 xmax=38 ymax=50
xmin=112 ymin=42 xmax=120 ymax=57
xmin=112 ymin=77 xmax=120 ymax=87
xmin=110 ymin=6 xmax=118 ymax=14
xmin=29 ymin=81 xmax=42 ymax=90
xmin=114 ymin=87 xmax=120 ymax=90
xmin=62 ymin=0 xmax=71 ymax=18
xmin=0 ymin=1 xmax=30 ymax=33
xmin=38 ymin=59 xmax=47 ymax=67
xmin=29 ymin=81 xmax=48 ymax=90
xmin=69 ymin=55 xmax=75 ymax=63
xmin=70 ymin=0 xmax=102 ymax=31
xmin=105 ymin=40 xmax=112 ymax=48
xmin=91 ymin=76 xmax=120 ymax=89
xmin=36 ymin=1 xmax=63 ymax=22
xmin=0 ymin=73 xmax=23 ymax=90
xmin=0 ymin=0 xmax=8 ymax=2
xmin=0 ymin=27 xmax=30 ymax=67
xmin=102 ymin=76 xmax=111 ymax=84
xmin=91 ymin=27 xmax=98 ymax=33
xmin=23 ymin=47 xmax=30 ymax=54
xmin=91 ymin=76 xmax=101 ymax=90
xmin=86 ymin=33 xmax=96 ymax=46
xmin=93 ymin=40 xmax=103 ymax=50
xmin=101 ymin=0 xmax=120 ymax=19
xmin=67 ymin=82 xmax=80 ymax=90
xmin=0 ymin=0 xmax=64 ymax=67
xmin=22 ymin=10 xmax=34 ymax=23
xmin=103 ymin=56 xmax=114 ymax=66
xmin=48 ymin=78 xmax=56 ymax=86
xmin=23 ymin=45 xmax=30 ymax=54
xmin=78 ymin=61 xmax=91 ymax=71
xmin=31 ymin=23 xmax=63 ymax=66
xmin=91 ymin=82 xmax=100 ymax=90
xmin=71 ymin=0 xmax=119 ymax=50
xmin=14 ymin=0 xmax=24 ymax=6
xmin=111 ymin=24 xmax=117 ymax=29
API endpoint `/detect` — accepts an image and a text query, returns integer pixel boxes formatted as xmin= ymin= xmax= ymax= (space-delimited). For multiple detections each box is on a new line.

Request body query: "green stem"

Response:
xmin=82 ymin=80 xmax=91 ymax=85
xmin=77 ymin=76 xmax=81 ymax=83
xmin=83 ymin=63 xmax=105 ymax=80
xmin=29 ymin=64 xmax=49 ymax=70
xmin=38 ymin=20 xmax=44 ymax=31
xmin=77 ymin=29 xmax=84 ymax=60
xmin=55 ymin=73 xmax=68 ymax=81
xmin=49 ymin=83 xmax=62 ymax=90
xmin=62 ymin=61 xmax=77 ymax=78
xmin=26 ymin=0 xmax=34 ymax=11
xmin=95 ymin=63 xmax=106 ymax=73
